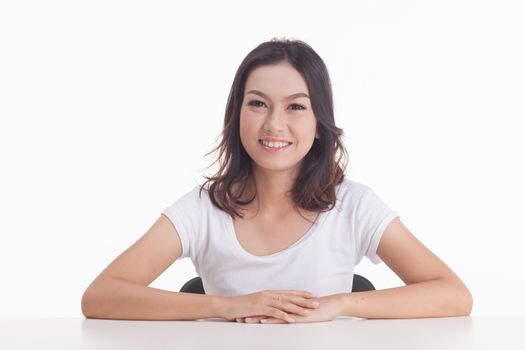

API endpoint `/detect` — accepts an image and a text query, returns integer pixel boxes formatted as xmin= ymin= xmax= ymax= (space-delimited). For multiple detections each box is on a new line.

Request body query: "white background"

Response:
xmin=0 ymin=0 xmax=524 ymax=318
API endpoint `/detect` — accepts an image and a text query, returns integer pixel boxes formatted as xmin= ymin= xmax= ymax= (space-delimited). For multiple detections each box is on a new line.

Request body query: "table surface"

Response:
xmin=1 ymin=316 xmax=524 ymax=350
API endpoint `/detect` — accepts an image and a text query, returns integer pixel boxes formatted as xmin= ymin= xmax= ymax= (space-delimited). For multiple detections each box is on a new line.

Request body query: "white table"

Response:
xmin=1 ymin=316 xmax=523 ymax=349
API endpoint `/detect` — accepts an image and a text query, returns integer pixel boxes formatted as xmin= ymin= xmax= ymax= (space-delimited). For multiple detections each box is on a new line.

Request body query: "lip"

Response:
xmin=258 ymin=137 xmax=293 ymax=143
xmin=258 ymin=139 xmax=292 ymax=153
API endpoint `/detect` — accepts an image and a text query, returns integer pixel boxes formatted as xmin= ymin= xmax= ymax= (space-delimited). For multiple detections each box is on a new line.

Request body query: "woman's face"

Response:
xmin=239 ymin=62 xmax=319 ymax=174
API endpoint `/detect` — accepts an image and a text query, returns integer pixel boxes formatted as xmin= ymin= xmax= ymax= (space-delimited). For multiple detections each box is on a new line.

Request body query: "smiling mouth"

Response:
xmin=259 ymin=139 xmax=293 ymax=148
xmin=258 ymin=139 xmax=293 ymax=152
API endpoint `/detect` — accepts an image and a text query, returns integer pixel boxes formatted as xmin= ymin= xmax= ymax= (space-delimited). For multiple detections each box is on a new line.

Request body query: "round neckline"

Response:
xmin=225 ymin=209 xmax=328 ymax=259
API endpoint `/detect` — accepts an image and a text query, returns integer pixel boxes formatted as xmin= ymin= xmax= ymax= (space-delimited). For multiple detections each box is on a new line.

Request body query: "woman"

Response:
xmin=81 ymin=38 xmax=473 ymax=324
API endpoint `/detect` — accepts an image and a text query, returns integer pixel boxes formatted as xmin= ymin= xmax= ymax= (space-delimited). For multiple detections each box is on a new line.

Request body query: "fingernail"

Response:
xmin=286 ymin=316 xmax=295 ymax=323
xmin=312 ymin=301 xmax=319 ymax=306
xmin=260 ymin=319 xmax=267 ymax=323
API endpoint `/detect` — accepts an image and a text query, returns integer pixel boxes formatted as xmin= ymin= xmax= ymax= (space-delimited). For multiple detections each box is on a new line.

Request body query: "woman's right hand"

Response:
xmin=218 ymin=290 xmax=320 ymax=323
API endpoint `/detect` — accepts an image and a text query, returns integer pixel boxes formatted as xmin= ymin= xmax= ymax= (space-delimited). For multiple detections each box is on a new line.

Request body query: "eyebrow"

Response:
xmin=246 ymin=89 xmax=310 ymax=100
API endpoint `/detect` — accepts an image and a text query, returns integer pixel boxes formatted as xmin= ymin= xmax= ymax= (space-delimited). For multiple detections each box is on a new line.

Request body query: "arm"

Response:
xmin=81 ymin=214 xmax=222 ymax=320
xmin=82 ymin=214 xmax=318 ymax=322
xmin=82 ymin=277 xmax=222 ymax=320
xmin=339 ymin=217 xmax=473 ymax=319
xmin=240 ymin=217 xmax=473 ymax=324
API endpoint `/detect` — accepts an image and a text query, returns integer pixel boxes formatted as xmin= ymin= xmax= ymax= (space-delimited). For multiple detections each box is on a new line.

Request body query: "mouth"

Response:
xmin=258 ymin=139 xmax=293 ymax=152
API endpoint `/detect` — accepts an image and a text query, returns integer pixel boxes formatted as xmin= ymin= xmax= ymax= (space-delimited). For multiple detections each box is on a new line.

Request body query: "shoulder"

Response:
xmin=334 ymin=178 xmax=371 ymax=210
xmin=164 ymin=183 xmax=213 ymax=213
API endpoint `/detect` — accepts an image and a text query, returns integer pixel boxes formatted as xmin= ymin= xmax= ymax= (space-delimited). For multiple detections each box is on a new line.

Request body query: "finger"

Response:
xmin=265 ymin=308 xmax=296 ymax=323
xmin=273 ymin=290 xmax=317 ymax=298
xmin=244 ymin=316 xmax=262 ymax=323
xmin=260 ymin=317 xmax=287 ymax=324
xmin=269 ymin=297 xmax=317 ymax=317
xmin=288 ymin=295 xmax=321 ymax=309
xmin=244 ymin=316 xmax=267 ymax=323
xmin=279 ymin=302 xmax=314 ymax=317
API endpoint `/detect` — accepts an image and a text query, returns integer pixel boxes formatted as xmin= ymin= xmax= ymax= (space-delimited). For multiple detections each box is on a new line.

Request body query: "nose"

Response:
xmin=262 ymin=107 xmax=286 ymax=133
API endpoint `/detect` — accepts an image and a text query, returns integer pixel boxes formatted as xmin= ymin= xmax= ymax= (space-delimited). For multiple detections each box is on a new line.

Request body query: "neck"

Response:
xmin=247 ymin=164 xmax=298 ymax=217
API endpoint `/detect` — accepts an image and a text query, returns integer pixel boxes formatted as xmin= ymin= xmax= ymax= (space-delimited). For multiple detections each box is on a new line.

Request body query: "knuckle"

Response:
xmin=262 ymin=306 xmax=274 ymax=317
xmin=278 ymin=311 xmax=289 ymax=319
xmin=270 ymin=309 xmax=280 ymax=318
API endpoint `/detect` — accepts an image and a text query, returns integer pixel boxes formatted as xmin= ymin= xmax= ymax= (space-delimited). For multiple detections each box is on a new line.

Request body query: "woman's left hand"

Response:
xmin=234 ymin=293 xmax=343 ymax=324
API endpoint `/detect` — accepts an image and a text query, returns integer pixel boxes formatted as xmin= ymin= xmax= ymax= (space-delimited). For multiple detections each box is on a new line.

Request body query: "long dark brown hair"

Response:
xmin=200 ymin=37 xmax=348 ymax=220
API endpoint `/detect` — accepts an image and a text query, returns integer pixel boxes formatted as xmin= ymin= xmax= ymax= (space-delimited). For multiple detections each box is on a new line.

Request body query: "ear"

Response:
xmin=315 ymin=130 xmax=320 ymax=139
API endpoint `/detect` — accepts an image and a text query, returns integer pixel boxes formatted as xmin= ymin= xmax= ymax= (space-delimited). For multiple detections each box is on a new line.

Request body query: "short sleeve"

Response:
xmin=354 ymin=187 xmax=400 ymax=265
xmin=161 ymin=187 xmax=202 ymax=260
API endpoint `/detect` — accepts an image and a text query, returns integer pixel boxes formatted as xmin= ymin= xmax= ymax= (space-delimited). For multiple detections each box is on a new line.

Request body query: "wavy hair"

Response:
xmin=200 ymin=37 xmax=348 ymax=220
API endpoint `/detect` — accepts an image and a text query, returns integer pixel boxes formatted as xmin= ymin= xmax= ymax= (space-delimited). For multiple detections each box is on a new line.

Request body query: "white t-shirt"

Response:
xmin=161 ymin=178 xmax=399 ymax=297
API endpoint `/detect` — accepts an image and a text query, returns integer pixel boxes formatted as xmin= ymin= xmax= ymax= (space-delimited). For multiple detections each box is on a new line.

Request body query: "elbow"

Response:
xmin=434 ymin=279 xmax=473 ymax=317
xmin=461 ymin=287 xmax=473 ymax=316
xmin=81 ymin=286 xmax=99 ymax=319
xmin=453 ymin=284 xmax=473 ymax=317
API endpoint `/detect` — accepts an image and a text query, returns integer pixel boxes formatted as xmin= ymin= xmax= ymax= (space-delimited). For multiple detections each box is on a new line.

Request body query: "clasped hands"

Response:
xmin=220 ymin=290 xmax=342 ymax=324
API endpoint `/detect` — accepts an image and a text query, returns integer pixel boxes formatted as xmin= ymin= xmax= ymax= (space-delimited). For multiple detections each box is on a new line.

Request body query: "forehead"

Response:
xmin=244 ymin=62 xmax=309 ymax=96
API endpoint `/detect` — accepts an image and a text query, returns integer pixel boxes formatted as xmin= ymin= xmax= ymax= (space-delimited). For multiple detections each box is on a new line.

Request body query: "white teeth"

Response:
xmin=260 ymin=140 xmax=291 ymax=148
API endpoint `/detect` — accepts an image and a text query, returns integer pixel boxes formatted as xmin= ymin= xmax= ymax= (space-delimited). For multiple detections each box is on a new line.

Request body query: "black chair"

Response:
xmin=180 ymin=274 xmax=375 ymax=294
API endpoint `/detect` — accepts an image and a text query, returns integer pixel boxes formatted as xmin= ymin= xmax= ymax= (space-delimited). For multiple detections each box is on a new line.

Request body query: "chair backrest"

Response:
xmin=180 ymin=274 xmax=375 ymax=294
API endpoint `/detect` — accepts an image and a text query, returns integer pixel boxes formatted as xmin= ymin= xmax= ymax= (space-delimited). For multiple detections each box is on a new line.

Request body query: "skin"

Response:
xmin=81 ymin=61 xmax=472 ymax=324
xmin=229 ymin=61 xmax=327 ymax=322
xmin=237 ymin=216 xmax=473 ymax=323
xmin=230 ymin=62 xmax=473 ymax=324
xmin=80 ymin=61 xmax=329 ymax=323
xmin=233 ymin=61 xmax=351 ymax=323
xmin=238 ymin=61 xmax=319 ymax=216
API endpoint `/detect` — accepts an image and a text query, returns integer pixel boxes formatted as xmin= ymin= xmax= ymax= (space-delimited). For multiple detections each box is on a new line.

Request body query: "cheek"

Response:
xmin=239 ymin=113 xmax=258 ymax=145
xmin=291 ymin=117 xmax=317 ymax=140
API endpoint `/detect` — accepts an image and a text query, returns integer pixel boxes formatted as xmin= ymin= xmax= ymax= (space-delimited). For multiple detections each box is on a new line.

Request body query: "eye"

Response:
xmin=247 ymin=100 xmax=266 ymax=108
xmin=289 ymin=103 xmax=306 ymax=111
xmin=247 ymin=100 xmax=306 ymax=111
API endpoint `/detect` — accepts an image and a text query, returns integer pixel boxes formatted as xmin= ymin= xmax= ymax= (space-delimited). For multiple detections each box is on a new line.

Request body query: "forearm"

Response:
xmin=81 ymin=277 xmax=221 ymax=320
xmin=339 ymin=279 xmax=473 ymax=319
